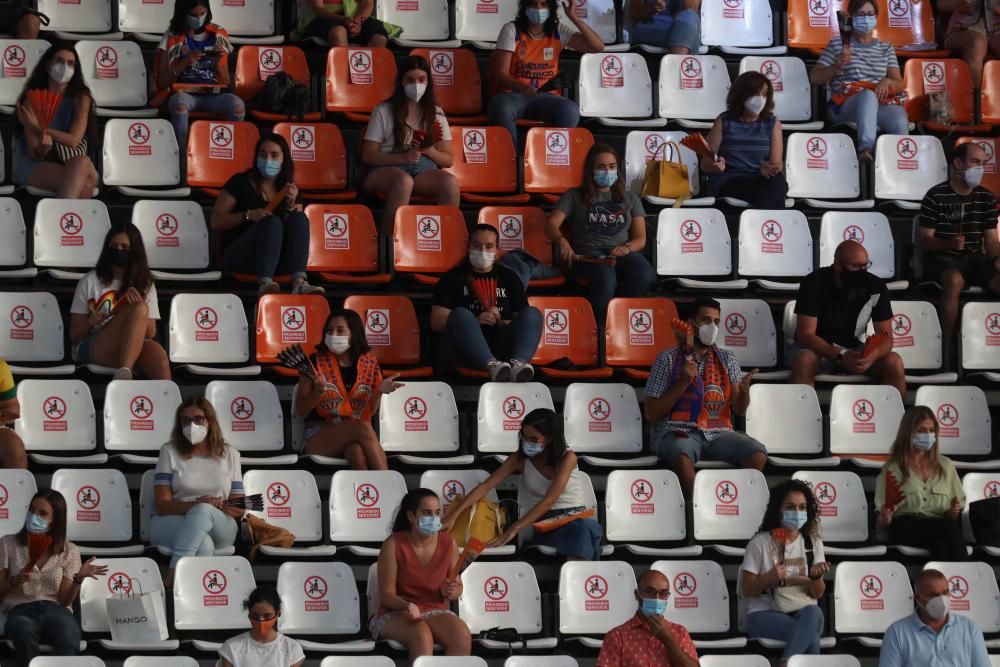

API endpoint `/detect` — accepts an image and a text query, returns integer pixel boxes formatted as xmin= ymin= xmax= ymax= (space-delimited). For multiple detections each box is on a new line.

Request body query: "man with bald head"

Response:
xmin=597 ymin=569 xmax=699 ymax=667
xmin=790 ymin=240 xmax=906 ymax=396
xmin=880 ymin=568 xmax=991 ymax=667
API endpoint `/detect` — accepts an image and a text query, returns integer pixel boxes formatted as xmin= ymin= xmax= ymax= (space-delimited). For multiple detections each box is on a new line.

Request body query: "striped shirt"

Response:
xmin=717 ymin=111 xmax=776 ymax=174
xmin=918 ymin=181 xmax=998 ymax=256
xmin=816 ymin=36 xmax=899 ymax=97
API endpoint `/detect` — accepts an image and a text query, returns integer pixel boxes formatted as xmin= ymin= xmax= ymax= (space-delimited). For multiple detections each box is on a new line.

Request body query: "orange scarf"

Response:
xmin=313 ymin=351 xmax=382 ymax=423
xmin=667 ymin=347 xmax=733 ymax=430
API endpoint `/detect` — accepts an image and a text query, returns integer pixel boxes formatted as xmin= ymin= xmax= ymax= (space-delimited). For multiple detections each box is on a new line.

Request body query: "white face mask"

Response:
xmin=920 ymin=593 xmax=950 ymax=620
xmin=404 ymin=82 xmax=427 ymax=102
xmin=182 ymin=422 xmax=208 ymax=445
xmin=469 ymin=249 xmax=495 ymax=271
xmin=745 ymin=95 xmax=767 ymax=115
xmin=326 ymin=334 xmax=350 ymax=354
xmin=964 ymin=166 xmax=984 ymax=188
xmin=49 ymin=62 xmax=74 ymax=85
xmin=697 ymin=322 xmax=719 ymax=346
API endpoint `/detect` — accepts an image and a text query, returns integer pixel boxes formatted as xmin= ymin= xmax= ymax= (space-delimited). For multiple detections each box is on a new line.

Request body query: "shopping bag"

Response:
xmin=105 ymin=578 xmax=169 ymax=643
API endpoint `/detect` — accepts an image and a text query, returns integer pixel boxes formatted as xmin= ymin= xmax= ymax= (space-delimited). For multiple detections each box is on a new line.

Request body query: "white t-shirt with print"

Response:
xmin=363 ymin=102 xmax=451 ymax=154
xmin=153 ymin=443 xmax=243 ymax=505
xmin=70 ymin=271 xmax=160 ymax=322
xmin=218 ymin=631 xmax=304 ymax=667
xmin=740 ymin=531 xmax=825 ymax=615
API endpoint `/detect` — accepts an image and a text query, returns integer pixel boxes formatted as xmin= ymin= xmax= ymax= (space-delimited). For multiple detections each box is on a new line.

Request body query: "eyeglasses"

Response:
xmin=179 ymin=416 xmax=207 ymax=427
xmin=248 ymin=613 xmax=276 ymax=622
xmin=844 ymin=260 xmax=873 ymax=271
xmin=639 ymin=587 xmax=671 ymax=600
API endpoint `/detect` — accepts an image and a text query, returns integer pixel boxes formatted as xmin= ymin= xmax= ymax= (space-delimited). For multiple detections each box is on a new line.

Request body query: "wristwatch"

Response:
xmin=625 ymin=241 xmax=633 ymax=251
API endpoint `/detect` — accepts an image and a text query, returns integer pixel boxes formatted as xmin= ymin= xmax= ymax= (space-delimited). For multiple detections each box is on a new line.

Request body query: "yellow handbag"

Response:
xmin=448 ymin=496 xmax=506 ymax=548
xmin=639 ymin=140 xmax=691 ymax=207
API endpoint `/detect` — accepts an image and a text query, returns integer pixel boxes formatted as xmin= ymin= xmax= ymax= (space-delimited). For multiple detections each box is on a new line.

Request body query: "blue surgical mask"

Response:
xmin=852 ymin=14 xmax=876 ymax=33
xmin=187 ymin=13 xmax=207 ymax=30
xmin=640 ymin=597 xmax=668 ymax=617
xmin=521 ymin=437 xmax=545 ymax=458
xmin=417 ymin=515 xmax=442 ymax=536
xmin=25 ymin=512 xmax=48 ymax=534
xmin=782 ymin=510 xmax=808 ymax=531
xmin=594 ymin=170 xmax=618 ymax=188
xmin=256 ymin=158 xmax=282 ymax=178
xmin=526 ymin=7 xmax=550 ymax=24
xmin=913 ymin=433 xmax=936 ymax=451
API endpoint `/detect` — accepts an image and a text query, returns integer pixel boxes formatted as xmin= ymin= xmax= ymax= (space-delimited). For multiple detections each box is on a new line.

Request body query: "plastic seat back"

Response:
xmin=658 ymin=54 xmax=731 ymax=120
xmin=556 ymin=0 xmax=617 ymax=42
xmin=0 ymin=198 xmax=27 ymax=269
xmin=701 ymin=0 xmax=775 ymax=47
xmin=329 ymin=470 xmax=408 ymax=543
xmin=244 ymin=469 xmax=322 ymax=543
xmin=33 ymin=199 xmax=111 ymax=269
xmin=205 ymin=380 xmax=284 ymax=454
xmin=15 ymin=379 xmax=96 ymax=453
xmin=787 ymin=0 xmax=841 ymax=49
xmin=132 ymin=200 xmax=211 ymax=270
xmin=274 ymin=122 xmax=348 ymax=192
xmin=118 ymin=0 xmax=172 ymax=33
xmin=956 ymin=136 xmax=1000 ymax=198
xmin=961 ymin=302 xmax=1000 ymax=370
xmin=478 ymin=206 xmax=554 ymax=264
xmin=833 ymin=561 xmax=913 ymax=634
xmin=326 ymin=47 xmax=397 ymax=113
xmin=786 ymin=133 xmax=862 ymax=199
xmin=378 ymin=0 xmax=450 ymax=39
xmin=829 ymin=384 xmax=905 ymax=455
xmin=746 ymin=384 xmax=823 ymax=456
xmin=924 ymin=561 xmax=1000 ymax=632
xmin=737 ymin=209 xmax=814 ymax=278
xmin=523 ymin=127 xmax=595 ymax=194
xmin=211 ymin=0 xmax=277 ymax=37
xmin=277 ymin=561 xmax=361 ymax=635
xmin=903 ymin=59 xmax=975 ymax=123
xmin=563 ymin=383 xmax=642 ymax=454
xmin=557 ymin=561 xmax=638 ymax=635
xmin=254 ymin=294 xmax=330 ymax=364
xmin=460 ymin=561 xmax=545 ymax=635
xmin=605 ymin=469 xmax=686 ymax=542
xmin=651 ymin=560 xmax=732 ymax=633
xmin=0 ymin=40 xmax=49 ymax=106
xmin=692 ymin=469 xmax=768 ymax=541
xmin=656 ymin=208 xmax=734 ymax=277
xmin=0 ymin=469 xmax=35 ymax=538
xmin=37 ymin=0 xmax=112 ymax=32
xmin=872 ymin=0 xmax=937 ymax=50
xmin=379 ymin=381 xmax=460 ymax=453
xmin=80 ymin=557 xmax=165 ymax=633
xmin=186 ymin=121 xmax=259 ymax=188
xmin=877 ymin=300 xmax=942 ymax=370
xmin=716 ymin=298 xmax=778 ymax=367
xmin=103 ymin=379 xmax=181 ymax=453
xmin=410 ymin=48 xmax=483 ymax=116
xmin=605 ymin=297 xmax=679 ymax=369
xmin=792 ymin=470 xmax=869 ymax=543
xmin=77 ymin=40 xmax=149 ymax=109
xmin=739 ymin=56 xmax=813 ymax=122
xmin=819 ymin=211 xmax=896 ymax=281
xmin=445 ymin=126 xmax=519 ymax=194
xmin=914 ymin=385 xmax=991 ymax=457
xmin=168 ymin=293 xmax=251 ymax=365
xmin=306 ymin=205 xmax=380 ymax=273
xmin=102 ymin=118 xmax=181 ymax=187
xmin=420 ymin=469 xmax=494 ymax=512
xmin=173 ymin=555 xmax=256 ymax=631
xmin=527 ymin=296 xmax=600 ymax=367
xmin=874 ymin=134 xmax=947 ymax=201
xmin=623 ymin=131 xmax=702 ymax=195
xmin=476 ymin=382 xmax=555 ymax=453
xmin=51 ymin=468 xmax=131 ymax=543
xmin=392 ymin=205 xmax=468 ymax=277
xmin=578 ymin=53 xmax=653 ymax=119
xmin=0 ymin=291 xmax=65 ymax=362
xmin=235 ymin=46 xmax=311 ymax=103
xmin=455 ymin=0 xmax=519 ymax=41
xmin=982 ymin=61 xmax=1000 ymax=124
xmin=343 ymin=294 xmax=423 ymax=367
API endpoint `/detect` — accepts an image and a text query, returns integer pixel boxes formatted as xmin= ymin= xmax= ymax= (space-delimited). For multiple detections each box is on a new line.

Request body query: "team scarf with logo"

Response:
xmin=667 ymin=346 xmax=733 ymax=431
xmin=312 ymin=350 xmax=382 ymax=423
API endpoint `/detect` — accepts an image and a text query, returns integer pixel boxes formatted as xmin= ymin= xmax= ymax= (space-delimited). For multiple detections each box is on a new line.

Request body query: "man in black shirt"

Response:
xmin=918 ymin=142 xmax=1000 ymax=337
xmin=431 ymin=224 xmax=543 ymax=381
xmin=790 ymin=240 xmax=906 ymax=396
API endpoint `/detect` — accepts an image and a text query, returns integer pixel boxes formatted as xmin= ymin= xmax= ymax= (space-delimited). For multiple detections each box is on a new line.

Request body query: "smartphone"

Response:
xmin=411 ymin=129 xmax=427 ymax=147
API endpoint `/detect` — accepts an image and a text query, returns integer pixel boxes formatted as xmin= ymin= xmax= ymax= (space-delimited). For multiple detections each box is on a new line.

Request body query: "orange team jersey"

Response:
xmin=312 ymin=350 xmax=383 ymax=423
xmin=507 ymin=31 xmax=563 ymax=95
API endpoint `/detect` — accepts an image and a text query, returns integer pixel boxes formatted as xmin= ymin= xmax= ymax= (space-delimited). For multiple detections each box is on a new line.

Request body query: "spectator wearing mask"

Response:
xmin=597 ymin=569 xmax=699 ymax=667
xmin=68 ymin=224 xmax=170 ymax=381
xmin=875 ymin=406 xmax=967 ymax=561
xmin=371 ymin=489 xmax=470 ymax=663
xmin=0 ymin=356 xmax=27 ymax=469
xmin=431 ymin=224 xmax=542 ymax=382
xmin=644 ymin=297 xmax=767 ymax=498
xmin=917 ymin=141 xmax=1000 ymax=340
xmin=628 ymin=0 xmax=701 ymax=54
xmin=741 ymin=480 xmax=830 ymax=663
xmin=880 ymin=569 xmax=991 ymax=667
xmin=790 ymin=240 xmax=906 ymax=396
xmin=546 ymin=144 xmax=654 ymax=327
xmin=219 ymin=585 xmax=305 ymax=667
xmin=701 ymin=71 xmax=787 ymax=209
xmin=293 ymin=309 xmax=401 ymax=469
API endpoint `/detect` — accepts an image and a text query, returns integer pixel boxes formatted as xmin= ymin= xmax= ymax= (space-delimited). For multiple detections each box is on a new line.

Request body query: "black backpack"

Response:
xmin=255 ymin=72 xmax=310 ymax=120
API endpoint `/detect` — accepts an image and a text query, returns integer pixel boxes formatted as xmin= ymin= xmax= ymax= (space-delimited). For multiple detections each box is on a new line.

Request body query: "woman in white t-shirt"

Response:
xmin=68 ymin=223 xmax=169 ymax=381
xmin=150 ymin=397 xmax=244 ymax=587
xmin=219 ymin=585 xmax=304 ymax=667
xmin=361 ymin=55 xmax=458 ymax=232
xmin=740 ymin=479 xmax=831 ymax=664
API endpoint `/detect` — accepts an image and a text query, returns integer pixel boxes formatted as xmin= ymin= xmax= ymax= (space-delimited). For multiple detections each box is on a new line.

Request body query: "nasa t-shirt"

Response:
xmin=555 ymin=188 xmax=645 ymax=256
xmin=741 ymin=531 xmax=825 ymax=615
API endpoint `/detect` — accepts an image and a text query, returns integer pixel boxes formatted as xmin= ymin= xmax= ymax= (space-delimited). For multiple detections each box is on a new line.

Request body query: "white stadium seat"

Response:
xmin=476 ymin=381 xmax=554 ymax=454
xmin=243 ymin=469 xmax=335 ymax=557
xmin=745 ymin=384 xmax=835 ymax=466
xmin=414 ymin=658 xmax=488 ymax=667
xmin=874 ymin=134 xmax=947 ymax=209
xmin=605 ymin=469 xmax=699 ymax=557
xmin=656 ymin=208 xmax=748 ymax=289
xmin=623 ymin=130 xmax=713 ymax=206
xmin=819 ymin=211 xmax=907 ymax=290
xmin=658 ymin=54 xmax=731 ymax=127
xmin=876 ymin=300 xmax=955 ymax=383
xmin=174 ymin=556 xmax=256 ymax=638
xmin=829 ymin=384 xmax=905 ymax=463
xmin=738 ymin=57 xmax=820 ymax=128
xmin=420 ymin=468 xmax=515 ymax=557
xmin=960 ymin=302 xmax=1000 ymax=376
xmin=379 ymin=381 xmax=471 ymax=465
xmin=0 ymin=40 xmax=50 ymax=112
xmin=123 ymin=658 xmax=198 ymax=667
xmin=557 ymin=0 xmax=620 ymax=48
xmin=321 ymin=659 xmax=395 ymax=667
xmin=205 ymin=380 xmax=293 ymax=465
xmin=36 ymin=0 xmax=120 ymax=39
xmin=699 ymin=658 xmax=770 ymax=667
xmin=28 ymin=659 xmax=105 ymax=667
xmin=379 ymin=0 xmax=458 ymax=46
xmin=578 ymin=53 xmax=660 ymax=126
xmin=101 ymin=118 xmax=188 ymax=197
xmin=75 ymin=40 xmax=157 ymax=118
xmin=737 ymin=209 xmax=813 ymax=290
xmin=518 ymin=469 xmax=611 ymax=557
xmin=33 ymin=199 xmax=111 ymax=279
xmin=103 ymin=379 xmax=181 ymax=464
xmin=0 ymin=291 xmax=73 ymax=374
xmin=137 ymin=470 xmax=235 ymax=559
xmin=558 ymin=561 xmax=637 ymax=647
xmin=16 ymin=379 xmax=102 ymax=465
xmin=700 ymin=0 xmax=783 ymax=53
xmin=915 ymin=385 xmax=994 ymax=461
xmin=692 ymin=469 xmax=768 ymax=553
xmin=276 ymin=561 xmax=374 ymax=652
xmin=792 ymin=470 xmax=886 ymax=557
xmin=652 ymin=559 xmax=746 ymax=648
xmin=563 ymin=382 xmax=654 ymax=466
xmin=132 ymin=200 xmax=218 ymax=281
xmin=51 ymin=467 xmax=140 ymax=556
xmin=787 ymin=657 xmax=862 ymax=667
xmin=0 ymin=469 xmax=35 ymax=538
xmin=785 ymin=133 xmax=871 ymax=208
xmin=0 ymin=198 xmax=35 ymax=277
xmin=504 ymin=659 xmax=579 ymax=667
xmin=459 ymin=561 xmax=557 ymax=649
xmin=924 ymin=561 xmax=1000 ymax=634
xmin=210 ymin=0 xmax=282 ymax=44
xmin=117 ymin=0 xmax=173 ymax=38
xmin=455 ymin=0 xmax=519 ymax=45
xmin=79 ymin=556 xmax=177 ymax=651
xmin=833 ymin=561 xmax=913 ymax=646
xmin=716 ymin=298 xmax=779 ymax=369
xmin=329 ymin=470 xmax=408 ymax=556
xmin=963 ymin=472 xmax=1000 ymax=553
xmin=167 ymin=293 xmax=259 ymax=376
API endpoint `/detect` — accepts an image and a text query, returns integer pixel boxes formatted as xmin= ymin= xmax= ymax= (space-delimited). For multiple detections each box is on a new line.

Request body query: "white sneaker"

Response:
xmin=510 ymin=359 xmax=534 ymax=382
xmin=112 ymin=367 xmax=132 ymax=381
xmin=487 ymin=360 xmax=512 ymax=382
xmin=292 ymin=279 xmax=325 ymax=295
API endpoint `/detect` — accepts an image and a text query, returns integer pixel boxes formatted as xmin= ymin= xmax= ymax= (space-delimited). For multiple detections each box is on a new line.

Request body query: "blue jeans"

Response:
xmin=571 ymin=251 xmax=655 ymax=326
xmin=827 ymin=89 xmax=909 ymax=152
xmin=168 ymin=91 xmax=245 ymax=157
xmin=488 ymin=92 xmax=581 ymax=143
xmin=652 ymin=427 xmax=767 ymax=467
xmin=150 ymin=503 xmax=239 ymax=568
xmin=444 ymin=306 xmax=543 ymax=369
xmin=5 ymin=600 xmax=82 ymax=666
xmin=222 ymin=211 xmax=311 ymax=281
xmin=746 ymin=605 xmax=824 ymax=658
xmin=529 ymin=509 xmax=603 ymax=560
xmin=630 ymin=9 xmax=701 ymax=52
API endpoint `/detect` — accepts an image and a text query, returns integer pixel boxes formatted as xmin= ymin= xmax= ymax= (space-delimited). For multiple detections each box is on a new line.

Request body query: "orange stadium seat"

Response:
xmin=254 ymin=294 xmax=331 ymax=376
xmin=409 ymin=48 xmax=488 ymax=123
xmin=527 ymin=296 xmax=613 ymax=379
xmin=956 ymin=136 xmax=1000 ymax=199
xmin=604 ymin=297 xmax=680 ymax=380
xmin=788 ymin=0 xmax=947 ymax=56
xmin=343 ymin=294 xmax=433 ymax=378
xmin=903 ymin=59 xmax=987 ymax=132
xmin=186 ymin=120 xmax=259 ymax=191
xmin=477 ymin=205 xmax=564 ymax=287
xmin=326 ymin=46 xmax=398 ymax=122
xmin=273 ymin=122 xmax=354 ymax=201
xmin=392 ymin=205 xmax=468 ymax=285
xmin=444 ymin=126 xmax=529 ymax=204
xmin=235 ymin=46 xmax=321 ymax=122
xmin=305 ymin=204 xmax=391 ymax=285
xmin=523 ymin=127 xmax=595 ymax=203
xmin=981 ymin=60 xmax=1000 ymax=124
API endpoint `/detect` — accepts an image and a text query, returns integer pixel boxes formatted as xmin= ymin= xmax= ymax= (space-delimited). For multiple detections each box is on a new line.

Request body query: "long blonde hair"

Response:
xmin=887 ymin=405 xmax=941 ymax=483
xmin=169 ymin=396 xmax=228 ymax=459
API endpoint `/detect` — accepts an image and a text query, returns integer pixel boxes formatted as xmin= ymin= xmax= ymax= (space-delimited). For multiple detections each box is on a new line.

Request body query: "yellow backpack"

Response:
xmin=448 ymin=496 xmax=506 ymax=548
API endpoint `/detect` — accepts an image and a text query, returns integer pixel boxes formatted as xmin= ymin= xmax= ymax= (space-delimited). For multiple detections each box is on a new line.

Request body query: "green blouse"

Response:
xmin=874 ymin=456 xmax=965 ymax=518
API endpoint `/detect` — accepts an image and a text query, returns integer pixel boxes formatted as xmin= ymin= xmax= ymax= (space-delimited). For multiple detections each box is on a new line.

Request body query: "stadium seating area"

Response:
xmin=5 ymin=0 xmax=1000 ymax=666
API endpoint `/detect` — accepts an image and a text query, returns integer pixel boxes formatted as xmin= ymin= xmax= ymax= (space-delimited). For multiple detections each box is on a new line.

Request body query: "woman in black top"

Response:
xmin=210 ymin=133 xmax=324 ymax=296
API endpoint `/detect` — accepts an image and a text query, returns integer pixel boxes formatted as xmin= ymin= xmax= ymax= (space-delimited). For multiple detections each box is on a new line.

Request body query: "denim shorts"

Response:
xmin=72 ymin=330 xmax=100 ymax=364
xmin=369 ymin=608 xmax=454 ymax=640
xmin=372 ymin=155 xmax=439 ymax=178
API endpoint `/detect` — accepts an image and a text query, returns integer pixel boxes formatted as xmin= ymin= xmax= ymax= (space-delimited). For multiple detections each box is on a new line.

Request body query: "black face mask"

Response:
xmin=839 ymin=267 xmax=867 ymax=289
xmin=109 ymin=249 xmax=130 ymax=267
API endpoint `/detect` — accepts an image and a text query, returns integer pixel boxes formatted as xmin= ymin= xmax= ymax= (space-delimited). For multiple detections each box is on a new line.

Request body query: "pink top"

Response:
xmin=380 ymin=531 xmax=453 ymax=615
